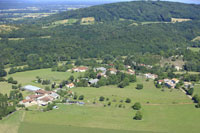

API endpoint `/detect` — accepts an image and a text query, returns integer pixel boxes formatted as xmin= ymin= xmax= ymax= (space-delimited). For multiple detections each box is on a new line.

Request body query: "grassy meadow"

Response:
xmin=0 ymin=68 xmax=200 ymax=133
xmin=188 ymin=47 xmax=200 ymax=52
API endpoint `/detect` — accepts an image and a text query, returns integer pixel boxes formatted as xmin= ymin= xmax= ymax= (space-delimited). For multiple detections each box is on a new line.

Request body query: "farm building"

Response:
xmin=22 ymin=85 xmax=41 ymax=92
xmin=95 ymin=67 xmax=107 ymax=73
xmin=144 ymin=73 xmax=158 ymax=79
xmin=108 ymin=68 xmax=117 ymax=74
xmin=88 ymin=79 xmax=99 ymax=85
xmin=66 ymin=83 xmax=75 ymax=88
xmin=72 ymin=67 xmax=88 ymax=72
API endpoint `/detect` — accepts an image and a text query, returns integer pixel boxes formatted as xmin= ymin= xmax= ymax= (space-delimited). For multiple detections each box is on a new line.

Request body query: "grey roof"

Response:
xmin=88 ymin=79 xmax=99 ymax=84
xmin=96 ymin=67 xmax=107 ymax=72
xmin=23 ymin=85 xmax=41 ymax=91
xmin=50 ymin=92 xmax=60 ymax=98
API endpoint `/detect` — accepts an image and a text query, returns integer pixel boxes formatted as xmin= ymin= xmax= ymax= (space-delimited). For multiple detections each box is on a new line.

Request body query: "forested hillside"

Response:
xmin=41 ymin=1 xmax=200 ymax=23
xmin=0 ymin=1 xmax=200 ymax=68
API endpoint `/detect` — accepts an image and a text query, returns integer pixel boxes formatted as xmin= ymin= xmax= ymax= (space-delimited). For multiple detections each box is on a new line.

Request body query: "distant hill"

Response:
xmin=0 ymin=1 xmax=200 ymax=65
xmin=46 ymin=1 xmax=200 ymax=23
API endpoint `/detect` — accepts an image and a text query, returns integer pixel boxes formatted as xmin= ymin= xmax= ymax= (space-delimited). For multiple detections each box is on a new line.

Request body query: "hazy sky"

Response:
xmin=32 ymin=0 xmax=200 ymax=4
xmin=1 ymin=0 xmax=199 ymax=4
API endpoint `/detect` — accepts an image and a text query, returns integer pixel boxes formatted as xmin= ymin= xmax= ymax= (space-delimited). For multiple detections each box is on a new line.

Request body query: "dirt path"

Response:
xmin=144 ymin=102 xmax=193 ymax=106
xmin=180 ymin=88 xmax=193 ymax=99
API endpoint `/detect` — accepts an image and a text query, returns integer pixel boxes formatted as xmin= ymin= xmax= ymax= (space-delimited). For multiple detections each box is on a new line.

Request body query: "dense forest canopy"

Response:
xmin=39 ymin=1 xmax=200 ymax=23
xmin=0 ymin=1 xmax=200 ymax=69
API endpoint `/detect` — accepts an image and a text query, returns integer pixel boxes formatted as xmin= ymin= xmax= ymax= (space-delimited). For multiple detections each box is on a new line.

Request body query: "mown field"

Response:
xmin=0 ymin=68 xmax=200 ymax=133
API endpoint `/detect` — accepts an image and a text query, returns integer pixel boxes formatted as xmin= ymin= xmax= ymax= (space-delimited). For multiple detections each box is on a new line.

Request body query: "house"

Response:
xmin=172 ymin=78 xmax=179 ymax=84
xmin=127 ymin=69 xmax=135 ymax=75
xmin=125 ymin=65 xmax=131 ymax=69
xmin=49 ymin=92 xmax=60 ymax=99
xmin=144 ymin=73 xmax=158 ymax=80
xmin=108 ymin=68 xmax=117 ymax=74
xmin=66 ymin=83 xmax=75 ymax=88
xmin=26 ymin=94 xmax=43 ymax=100
xmin=20 ymin=99 xmax=37 ymax=107
xmin=22 ymin=85 xmax=41 ymax=92
xmin=97 ymin=72 xmax=107 ymax=78
xmin=38 ymin=96 xmax=53 ymax=106
xmin=175 ymin=66 xmax=182 ymax=71
xmin=35 ymin=89 xmax=51 ymax=95
xmin=165 ymin=81 xmax=175 ymax=88
xmin=88 ymin=79 xmax=99 ymax=85
xmin=72 ymin=67 xmax=88 ymax=72
xmin=157 ymin=80 xmax=164 ymax=85
xmin=184 ymin=82 xmax=193 ymax=89
xmin=95 ymin=67 xmax=107 ymax=73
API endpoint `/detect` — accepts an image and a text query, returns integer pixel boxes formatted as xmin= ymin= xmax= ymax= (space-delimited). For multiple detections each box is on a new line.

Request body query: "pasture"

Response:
xmin=18 ymin=104 xmax=200 ymax=133
xmin=188 ymin=47 xmax=200 ymax=52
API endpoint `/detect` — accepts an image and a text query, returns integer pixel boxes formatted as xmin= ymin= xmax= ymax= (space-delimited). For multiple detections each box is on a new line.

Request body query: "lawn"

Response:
xmin=194 ymin=84 xmax=200 ymax=95
xmin=188 ymin=47 xmax=200 ymax=52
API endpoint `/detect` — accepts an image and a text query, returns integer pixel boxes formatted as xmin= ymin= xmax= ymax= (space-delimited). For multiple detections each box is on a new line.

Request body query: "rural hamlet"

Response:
xmin=20 ymin=85 xmax=60 ymax=106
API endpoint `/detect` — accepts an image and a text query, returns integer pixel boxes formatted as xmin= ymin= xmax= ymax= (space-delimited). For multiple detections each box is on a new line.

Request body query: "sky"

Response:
xmin=0 ymin=0 xmax=199 ymax=4
xmin=34 ymin=0 xmax=200 ymax=4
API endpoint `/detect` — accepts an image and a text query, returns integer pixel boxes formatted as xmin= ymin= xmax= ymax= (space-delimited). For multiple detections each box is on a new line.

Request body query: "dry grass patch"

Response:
xmin=8 ymin=38 xmax=25 ymax=41
xmin=171 ymin=18 xmax=191 ymax=23
xmin=81 ymin=17 xmax=95 ymax=25
xmin=40 ymin=36 xmax=51 ymax=39
xmin=0 ymin=25 xmax=18 ymax=33
xmin=192 ymin=36 xmax=200 ymax=42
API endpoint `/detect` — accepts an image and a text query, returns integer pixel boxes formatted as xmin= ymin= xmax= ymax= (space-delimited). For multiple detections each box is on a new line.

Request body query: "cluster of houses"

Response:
xmin=20 ymin=85 xmax=60 ymax=107
xmin=157 ymin=78 xmax=179 ymax=88
xmin=67 ymin=66 xmax=136 ymax=87
xmin=157 ymin=78 xmax=194 ymax=89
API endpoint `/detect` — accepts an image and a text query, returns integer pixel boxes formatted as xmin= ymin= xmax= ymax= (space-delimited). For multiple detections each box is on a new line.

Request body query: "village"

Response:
xmin=19 ymin=63 xmax=194 ymax=108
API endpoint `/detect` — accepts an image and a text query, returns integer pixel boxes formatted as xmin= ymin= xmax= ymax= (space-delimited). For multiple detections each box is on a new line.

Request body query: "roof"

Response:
xmin=96 ymin=67 xmax=106 ymax=72
xmin=67 ymin=83 xmax=75 ymax=87
xmin=109 ymin=68 xmax=117 ymax=72
xmin=78 ymin=67 xmax=88 ymax=70
xmin=28 ymin=94 xmax=43 ymax=99
xmin=172 ymin=78 xmax=179 ymax=82
xmin=40 ymin=96 xmax=52 ymax=102
xmin=23 ymin=85 xmax=41 ymax=91
xmin=22 ymin=99 xmax=33 ymax=103
xmin=49 ymin=92 xmax=59 ymax=98
xmin=73 ymin=67 xmax=88 ymax=70
xmin=36 ymin=89 xmax=47 ymax=94
xmin=89 ymin=79 xmax=99 ymax=84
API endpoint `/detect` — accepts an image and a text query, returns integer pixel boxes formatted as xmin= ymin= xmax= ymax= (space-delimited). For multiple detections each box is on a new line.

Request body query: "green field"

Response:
xmin=6 ymin=68 xmax=81 ymax=87
xmin=1 ymin=69 xmax=200 ymax=133
xmin=188 ymin=47 xmax=200 ymax=52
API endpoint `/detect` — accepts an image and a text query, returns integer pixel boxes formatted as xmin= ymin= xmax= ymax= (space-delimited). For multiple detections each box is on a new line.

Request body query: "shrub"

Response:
xmin=136 ymin=84 xmax=143 ymax=90
xmin=79 ymin=95 xmax=84 ymax=100
xmin=99 ymin=96 xmax=105 ymax=101
xmin=133 ymin=111 xmax=142 ymax=120
xmin=187 ymin=88 xmax=194 ymax=95
xmin=132 ymin=102 xmax=141 ymax=110
xmin=73 ymin=94 xmax=78 ymax=100
xmin=125 ymin=98 xmax=131 ymax=103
